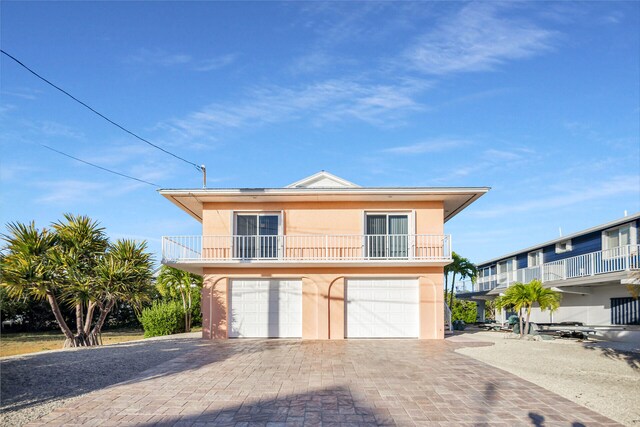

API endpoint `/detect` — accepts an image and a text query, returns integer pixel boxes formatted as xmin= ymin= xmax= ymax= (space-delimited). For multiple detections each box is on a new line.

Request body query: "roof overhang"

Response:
xmin=159 ymin=187 xmax=490 ymax=223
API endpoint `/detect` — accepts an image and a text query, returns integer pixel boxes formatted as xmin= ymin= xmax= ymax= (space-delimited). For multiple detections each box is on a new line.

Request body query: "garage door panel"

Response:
xmin=230 ymin=279 xmax=302 ymax=338
xmin=346 ymin=278 xmax=418 ymax=338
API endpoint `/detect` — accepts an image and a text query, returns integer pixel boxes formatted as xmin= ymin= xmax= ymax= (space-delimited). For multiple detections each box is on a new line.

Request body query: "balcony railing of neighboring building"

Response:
xmin=456 ymin=244 xmax=640 ymax=294
xmin=162 ymin=234 xmax=452 ymax=263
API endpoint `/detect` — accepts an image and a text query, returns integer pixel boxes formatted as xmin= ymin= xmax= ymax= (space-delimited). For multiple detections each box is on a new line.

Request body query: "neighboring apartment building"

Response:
xmin=457 ymin=213 xmax=640 ymax=326
xmin=160 ymin=171 xmax=488 ymax=340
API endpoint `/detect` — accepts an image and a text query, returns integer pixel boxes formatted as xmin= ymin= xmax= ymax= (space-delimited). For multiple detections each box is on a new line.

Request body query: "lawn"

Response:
xmin=0 ymin=329 xmax=145 ymax=357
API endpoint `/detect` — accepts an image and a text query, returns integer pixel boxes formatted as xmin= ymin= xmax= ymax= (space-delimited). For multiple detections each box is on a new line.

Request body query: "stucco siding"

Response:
xmin=202 ymin=201 xmax=444 ymax=236
xmin=201 ymin=266 xmax=444 ymax=340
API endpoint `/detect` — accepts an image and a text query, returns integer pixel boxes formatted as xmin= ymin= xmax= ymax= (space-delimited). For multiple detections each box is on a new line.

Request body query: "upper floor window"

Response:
xmin=555 ymin=239 xmax=572 ymax=254
xmin=234 ymin=213 xmax=281 ymax=259
xmin=528 ymin=250 xmax=543 ymax=267
xmin=602 ymin=224 xmax=632 ymax=250
xmin=365 ymin=213 xmax=409 ymax=258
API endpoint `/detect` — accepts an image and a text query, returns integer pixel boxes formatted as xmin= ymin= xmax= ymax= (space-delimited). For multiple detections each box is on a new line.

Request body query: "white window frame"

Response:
xmin=232 ymin=211 xmax=284 ymax=259
xmin=555 ymin=239 xmax=572 ymax=254
xmin=497 ymin=257 xmax=517 ymax=286
xmin=527 ymin=250 xmax=543 ymax=267
xmin=602 ymin=223 xmax=637 ymax=250
xmin=233 ymin=211 xmax=283 ymax=236
xmin=362 ymin=211 xmax=414 ymax=259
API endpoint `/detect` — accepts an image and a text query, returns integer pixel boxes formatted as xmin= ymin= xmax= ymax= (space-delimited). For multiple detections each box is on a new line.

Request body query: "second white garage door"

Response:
xmin=346 ymin=278 xmax=419 ymax=338
xmin=229 ymin=279 xmax=302 ymax=338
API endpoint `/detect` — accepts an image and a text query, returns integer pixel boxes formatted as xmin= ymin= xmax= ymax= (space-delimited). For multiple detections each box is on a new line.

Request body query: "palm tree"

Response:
xmin=444 ymin=252 xmax=477 ymax=309
xmin=495 ymin=282 xmax=529 ymax=337
xmin=496 ymin=280 xmax=561 ymax=337
xmin=156 ymin=266 xmax=202 ymax=332
xmin=89 ymin=239 xmax=154 ymax=344
xmin=522 ymin=279 xmax=561 ymax=336
xmin=1 ymin=217 xmax=154 ymax=348
xmin=52 ymin=214 xmax=108 ymax=346
xmin=0 ymin=222 xmax=75 ymax=343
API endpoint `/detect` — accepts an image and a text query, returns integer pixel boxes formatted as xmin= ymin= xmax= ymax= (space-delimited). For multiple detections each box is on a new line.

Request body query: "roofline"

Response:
xmin=158 ymin=186 xmax=490 ymax=223
xmin=477 ymin=212 xmax=640 ymax=267
xmin=158 ymin=187 xmax=491 ymax=195
xmin=285 ymin=171 xmax=360 ymax=188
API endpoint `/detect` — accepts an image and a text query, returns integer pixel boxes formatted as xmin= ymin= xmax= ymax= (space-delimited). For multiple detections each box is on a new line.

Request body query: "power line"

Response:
xmin=1 ymin=49 xmax=203 ymax=172
xmin=41 ymin=144 xmax=159 ymax=187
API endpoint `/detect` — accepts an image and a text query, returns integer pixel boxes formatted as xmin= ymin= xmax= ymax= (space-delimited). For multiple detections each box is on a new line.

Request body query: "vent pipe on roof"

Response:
xmin=624 ymin=210 xmax=628 ymax=217
xmin=559 ymin=227 xmax=563 ymax=237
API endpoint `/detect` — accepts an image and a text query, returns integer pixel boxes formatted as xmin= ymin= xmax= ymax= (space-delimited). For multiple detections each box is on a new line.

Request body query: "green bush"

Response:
xmin=139 ymin=301 xmax=185 ymax=338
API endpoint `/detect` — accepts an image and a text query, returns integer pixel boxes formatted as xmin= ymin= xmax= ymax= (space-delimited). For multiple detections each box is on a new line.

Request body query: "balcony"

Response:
xmin=162 ymin=234 xmax=452 ymax=268
xmin=457 ymin=245 xmax=640 ymax=294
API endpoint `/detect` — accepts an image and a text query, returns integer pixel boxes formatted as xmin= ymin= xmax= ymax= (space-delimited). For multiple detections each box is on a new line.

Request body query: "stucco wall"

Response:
xmin=527 ymin=284 xmax=629 ymax=325
xmin=201 ymin=201 xmax=444 ymax=236
xmin=201 ymin=266 xmax=444 ymax=340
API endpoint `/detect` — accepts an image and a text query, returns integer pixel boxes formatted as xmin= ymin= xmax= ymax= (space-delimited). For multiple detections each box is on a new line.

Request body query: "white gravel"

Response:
xmin=451 ymin=330 xmax=640 ymax=426
xmin=0 ymin=332 xmax=204 ymax=427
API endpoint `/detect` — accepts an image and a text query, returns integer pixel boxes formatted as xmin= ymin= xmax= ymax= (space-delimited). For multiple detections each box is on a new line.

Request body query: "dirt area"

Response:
xmin=451 ymin=330 xmax=640 ymax=426
xmin=0 ymin=330 xmax=145 ymax=357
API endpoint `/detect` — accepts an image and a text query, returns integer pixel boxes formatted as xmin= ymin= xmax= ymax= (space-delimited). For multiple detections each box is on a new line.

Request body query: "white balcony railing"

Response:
xmin=162 ymin=234 xmax=452 ymax=264
xmin=457 ymin=244 xmax=640 ymax=294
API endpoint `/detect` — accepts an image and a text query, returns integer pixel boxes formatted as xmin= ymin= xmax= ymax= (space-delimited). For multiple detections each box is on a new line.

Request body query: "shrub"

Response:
xmin=139 ymin=301 xmax=185 ymax=338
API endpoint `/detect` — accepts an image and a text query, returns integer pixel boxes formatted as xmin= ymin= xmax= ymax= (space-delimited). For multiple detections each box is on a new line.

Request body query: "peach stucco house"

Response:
xmin=160 ymin=171 xmax=488 ymax=340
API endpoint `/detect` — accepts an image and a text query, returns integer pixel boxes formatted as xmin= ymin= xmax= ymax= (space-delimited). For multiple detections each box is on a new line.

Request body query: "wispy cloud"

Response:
xmin=470 ymin=175 xmax=639 ymax=218
xmin=160 ymin=78 xmax=430 ymax=139
xmin=193 ymin=54 xmax=238 ymax=72
xmin=35 ymin=177 xmax=156 ymax=204
xmin=126 ymin=49 xmax=236 ymax=72
xmin=127 ymin=48 xmax=192 ymax=66
xmin=405 ymin=3 xmax=555 ymax=75
xmin=382 ymin=138 xmax=471 ymax=155
xmin=1 ymin=87 xmax=41 ymax=100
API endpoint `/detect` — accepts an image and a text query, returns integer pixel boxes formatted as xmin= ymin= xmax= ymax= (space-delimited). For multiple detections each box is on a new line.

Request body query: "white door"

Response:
xmin=229 ymin=279 xmax=302 ymax=338
xmin=346 ymin=278 xmax=419 ymax=338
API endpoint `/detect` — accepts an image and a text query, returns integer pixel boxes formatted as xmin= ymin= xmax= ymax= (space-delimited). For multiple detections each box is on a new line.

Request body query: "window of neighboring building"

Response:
xmin=602 ymin=224 xmax=634 ymax=250
xmin=528 ymin=250 xmax=543 ymax=267
xmin=497 ymin=258 xmax=517 ymax=286
xmin=555 ymin=239 xmax=572 ymax=254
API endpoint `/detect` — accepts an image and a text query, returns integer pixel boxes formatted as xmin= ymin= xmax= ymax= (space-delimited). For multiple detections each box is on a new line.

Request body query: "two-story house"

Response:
xmin=160 ymin=171 xmax=488 ymax=340
xmin=457 ymin=213 xmax=640 ymax=329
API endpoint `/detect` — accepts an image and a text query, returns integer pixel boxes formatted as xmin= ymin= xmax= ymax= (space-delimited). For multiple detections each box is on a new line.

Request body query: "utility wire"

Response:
xmin=1 ymin=49 xmax=203 ymax=172
xmin=41 ymin=144 xmax=160 ymax=187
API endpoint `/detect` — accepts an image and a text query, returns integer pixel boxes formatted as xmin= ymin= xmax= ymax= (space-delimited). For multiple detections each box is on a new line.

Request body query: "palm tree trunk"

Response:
xmin=84 ymin=301 xmax=96 ymax=334
xmin=87 ymin=299 xmax=115 ymax=345
xmin=519 ymin=307 xmax=524 ymax=338
xmin=449 ymin=273 xmax=457 ymax=309
xmin=46 ymin=291 xmax=76 ymax=347
xmin=524 ymin=305 xmax=532 ymax=337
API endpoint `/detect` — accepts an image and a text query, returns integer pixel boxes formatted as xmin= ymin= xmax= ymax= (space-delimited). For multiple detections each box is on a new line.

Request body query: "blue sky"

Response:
xmin=1 ymin=1 xmax=639 ymax=265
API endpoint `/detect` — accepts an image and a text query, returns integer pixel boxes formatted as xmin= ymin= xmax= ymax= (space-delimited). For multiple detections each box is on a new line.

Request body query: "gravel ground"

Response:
xmin=451 ymin=331 xmax=640 ymax=426
xmin=0 ymin=332 xmax=204 ymax=427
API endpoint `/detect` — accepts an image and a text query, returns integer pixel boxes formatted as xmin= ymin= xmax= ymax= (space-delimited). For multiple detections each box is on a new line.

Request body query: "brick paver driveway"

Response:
xmin=28 ymin=339 xmax=618 ymax=426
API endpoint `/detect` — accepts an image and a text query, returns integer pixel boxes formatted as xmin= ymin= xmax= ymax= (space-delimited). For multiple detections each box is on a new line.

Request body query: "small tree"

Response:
xmin=496 ymin=280 xmax=561 ymax=337
xmin=522 ymin=279 xmax=561 ymax=336
xmin=156 ymin=266 xmax=202 ymax=332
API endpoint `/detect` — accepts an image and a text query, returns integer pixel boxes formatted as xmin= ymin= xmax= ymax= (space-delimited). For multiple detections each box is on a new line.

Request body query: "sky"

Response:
xmin=1 ymin=1 xmax=639 ymax=266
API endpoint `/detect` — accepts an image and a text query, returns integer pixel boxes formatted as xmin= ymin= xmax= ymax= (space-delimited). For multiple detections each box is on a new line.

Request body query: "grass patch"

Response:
xmin=0 ymin=329 xmax=145 ymax=358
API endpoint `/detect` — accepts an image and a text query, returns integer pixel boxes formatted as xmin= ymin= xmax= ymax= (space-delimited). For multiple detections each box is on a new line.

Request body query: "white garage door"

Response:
xmin=229 ymin=279 xmax=302 ymax=338
xmin=346 ymin=278 xmax=419 ymax=338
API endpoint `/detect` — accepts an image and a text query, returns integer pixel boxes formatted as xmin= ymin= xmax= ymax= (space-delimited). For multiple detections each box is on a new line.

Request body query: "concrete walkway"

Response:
xmin=25 ymin=339 xmax=618 ymax=426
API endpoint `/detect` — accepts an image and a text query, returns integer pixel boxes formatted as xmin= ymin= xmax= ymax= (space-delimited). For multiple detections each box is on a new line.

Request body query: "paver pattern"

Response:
xmin=26 ymin=339 xmax=619 ymax=426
